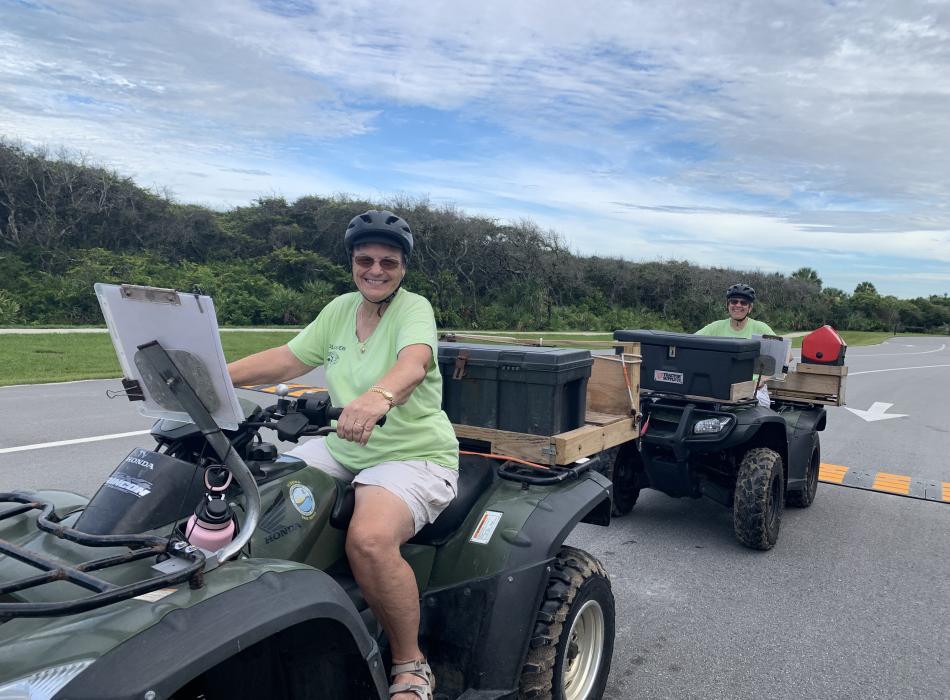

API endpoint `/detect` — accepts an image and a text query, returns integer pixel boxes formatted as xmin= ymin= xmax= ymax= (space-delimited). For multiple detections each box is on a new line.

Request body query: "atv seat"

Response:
xmin=410 ymin=455 xmax=495 ymax=545
xmin=329 ymin=454 xmax=496 ymax=546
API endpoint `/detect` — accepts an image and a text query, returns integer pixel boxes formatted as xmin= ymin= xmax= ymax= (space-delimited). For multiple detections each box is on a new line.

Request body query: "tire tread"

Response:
xmin=518 ymin=547 xmax=610 ymax=699
xmin=733 ymin=447 xmax=784 ymax=550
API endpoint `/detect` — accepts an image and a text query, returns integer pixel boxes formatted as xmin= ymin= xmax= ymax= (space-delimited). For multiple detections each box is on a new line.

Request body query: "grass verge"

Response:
xmin=0 ymin=329 xmax=922 ymax=387
xmin=0 ymin=331 xmax=297 ymax=387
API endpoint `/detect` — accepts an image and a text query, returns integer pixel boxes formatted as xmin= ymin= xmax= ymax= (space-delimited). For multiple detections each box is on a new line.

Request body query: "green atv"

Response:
xmin=608 ymin=330 xmax=826 ymax=551
xmin=0 ymin=341 xmax=616 ymax=699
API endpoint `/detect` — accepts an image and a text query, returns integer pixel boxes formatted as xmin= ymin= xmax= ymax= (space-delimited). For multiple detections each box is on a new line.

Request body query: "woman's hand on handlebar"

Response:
xmin=336 ymin=391 xmax=390 ymax=445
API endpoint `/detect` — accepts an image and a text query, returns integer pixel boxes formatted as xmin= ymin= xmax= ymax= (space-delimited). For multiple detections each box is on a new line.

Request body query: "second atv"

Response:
xmin=607 ymin=329 xmax=839 ymax=550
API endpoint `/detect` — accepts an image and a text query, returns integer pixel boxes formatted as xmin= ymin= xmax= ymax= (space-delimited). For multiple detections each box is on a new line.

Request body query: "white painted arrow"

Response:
xmin=845 ymin=402 xmax=908 ymax=422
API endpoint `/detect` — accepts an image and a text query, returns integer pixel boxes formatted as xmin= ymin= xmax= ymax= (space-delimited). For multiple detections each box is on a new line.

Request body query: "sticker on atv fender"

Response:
xmin=134 ymin=588 xmax=176 ymax=603
xmin=654 ymin=369 xmax=684 ymax=385
xmin=470 ymin=510 xmax=503 ymax=545
xmin=289 ymin=482 xmax=316 ymax=520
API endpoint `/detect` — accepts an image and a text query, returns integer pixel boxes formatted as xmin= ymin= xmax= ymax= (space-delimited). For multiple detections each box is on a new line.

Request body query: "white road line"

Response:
xmin=0 ymin=378 xmax=119 ymax=390
xmin=0 ymin=430 xmax=151 ymax=455
xmin=850 ymin=364 xmax=950 ymax=376
xmin=848 ymin=344 xmax=946 ymax=357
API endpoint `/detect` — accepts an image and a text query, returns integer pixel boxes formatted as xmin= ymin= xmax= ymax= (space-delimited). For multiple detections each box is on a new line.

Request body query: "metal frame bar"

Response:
xmin=0 ymin=494 xmax=205 ymax=620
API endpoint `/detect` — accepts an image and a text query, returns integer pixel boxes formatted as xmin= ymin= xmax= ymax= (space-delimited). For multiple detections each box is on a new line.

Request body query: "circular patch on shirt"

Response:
xmin=289 ymin=482 xmax=316 ymax=520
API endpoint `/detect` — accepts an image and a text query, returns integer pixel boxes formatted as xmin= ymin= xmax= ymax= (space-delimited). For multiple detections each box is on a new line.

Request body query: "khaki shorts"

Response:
xmin=284 ymin=438 xmax=458 ymax=534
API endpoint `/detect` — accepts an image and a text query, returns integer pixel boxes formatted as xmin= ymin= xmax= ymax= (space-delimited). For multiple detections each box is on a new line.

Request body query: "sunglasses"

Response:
xmin=353 ymin=255 xmax=402 ymax=271
xmin=728 ymin=299 xmax=751 ymax=307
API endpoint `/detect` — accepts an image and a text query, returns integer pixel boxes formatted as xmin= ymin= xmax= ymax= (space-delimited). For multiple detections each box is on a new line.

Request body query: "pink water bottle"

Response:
xmin=186 ymin=467 xmax=235 ymax=551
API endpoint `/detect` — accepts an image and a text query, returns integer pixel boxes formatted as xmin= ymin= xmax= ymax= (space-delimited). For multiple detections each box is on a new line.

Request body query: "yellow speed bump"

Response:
xmin=818 ymin=463 xmax=848 ymax=484
xmin=240 ymin=383 xmax=326 ymax=398
xmin=814 ymin=464 xmax=945 ymax=502
xmin=871 ymin=472 xmax=912 ymax=495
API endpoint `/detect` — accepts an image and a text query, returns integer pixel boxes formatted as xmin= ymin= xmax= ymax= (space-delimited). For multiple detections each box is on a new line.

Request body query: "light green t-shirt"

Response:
xmin=287 ymin=289 xmax=458 ymax=471
xmin=695 ymin=318 xmax=775 ymax=339
xmin=696 ymin=318 xmax=777 ymax=388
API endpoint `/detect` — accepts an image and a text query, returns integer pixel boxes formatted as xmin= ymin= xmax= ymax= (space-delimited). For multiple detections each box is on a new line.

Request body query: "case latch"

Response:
xmin=453 ymin=350 xmax=470 ymax=380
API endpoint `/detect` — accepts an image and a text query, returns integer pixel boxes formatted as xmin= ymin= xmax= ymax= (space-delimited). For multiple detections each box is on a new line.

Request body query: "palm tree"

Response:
xmin=791 ymin=267 xmax=822 ymax=290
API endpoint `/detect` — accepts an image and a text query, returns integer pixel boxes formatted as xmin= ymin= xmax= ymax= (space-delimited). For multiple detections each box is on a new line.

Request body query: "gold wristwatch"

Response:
xmin=369 ymin=385 xmax=395 ymax=408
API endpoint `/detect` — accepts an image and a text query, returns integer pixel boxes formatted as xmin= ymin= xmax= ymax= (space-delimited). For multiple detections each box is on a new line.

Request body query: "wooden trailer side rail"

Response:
xmin=453 ymin=410 xmax=639 ymax=466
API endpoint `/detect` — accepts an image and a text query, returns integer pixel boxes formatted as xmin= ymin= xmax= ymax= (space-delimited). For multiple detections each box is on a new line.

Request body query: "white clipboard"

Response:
xmin=95 ymin=283 xmax=244 ymax=430
xmin=753 ymin=334 xmax=791 ymax=379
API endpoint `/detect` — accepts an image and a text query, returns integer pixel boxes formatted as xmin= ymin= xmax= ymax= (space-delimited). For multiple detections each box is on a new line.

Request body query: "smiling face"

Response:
xmin=727 ymin=297 xmax=752 ymax=321
xmin=351 ymin=242 xmax=406 ymax=303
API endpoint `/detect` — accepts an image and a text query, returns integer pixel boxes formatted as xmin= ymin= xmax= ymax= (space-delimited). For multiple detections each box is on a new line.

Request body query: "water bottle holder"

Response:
xmin=180 ymin=505 xmax=240 ymax=546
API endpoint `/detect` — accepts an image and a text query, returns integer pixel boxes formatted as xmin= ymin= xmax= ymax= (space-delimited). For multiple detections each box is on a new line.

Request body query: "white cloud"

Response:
xmin=0 ymin=0 xmax=948 ymax=297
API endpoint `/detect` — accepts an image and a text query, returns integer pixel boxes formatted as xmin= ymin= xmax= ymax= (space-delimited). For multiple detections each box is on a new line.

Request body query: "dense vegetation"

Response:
xmin=1 ymin=140 xmax=948 ymax=332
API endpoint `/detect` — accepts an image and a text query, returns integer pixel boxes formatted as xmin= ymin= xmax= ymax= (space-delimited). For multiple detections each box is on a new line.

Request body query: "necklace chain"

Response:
xmin=357 ymin=303 xmax=378 ymax=353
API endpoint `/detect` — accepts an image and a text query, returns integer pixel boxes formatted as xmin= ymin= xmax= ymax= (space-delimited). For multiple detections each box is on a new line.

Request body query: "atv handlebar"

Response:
xmin=270 ymin=393 xmax=385 ymax=442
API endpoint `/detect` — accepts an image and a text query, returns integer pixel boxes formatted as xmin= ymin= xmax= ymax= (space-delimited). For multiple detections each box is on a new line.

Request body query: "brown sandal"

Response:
xmin=388 ymin=658 xmax=434 ymax=700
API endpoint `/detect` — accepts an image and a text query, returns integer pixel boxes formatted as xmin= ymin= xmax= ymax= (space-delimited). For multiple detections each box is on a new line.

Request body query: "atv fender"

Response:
xmin=780 ymin=405 xmax=826 ymax=491
xmin=58 ymin=564 xmax=389 ymax=700
xmin=420 ymin=470 xmax=612 ymax=696
xmin=723 ymin=408 xmax=789 ymax=468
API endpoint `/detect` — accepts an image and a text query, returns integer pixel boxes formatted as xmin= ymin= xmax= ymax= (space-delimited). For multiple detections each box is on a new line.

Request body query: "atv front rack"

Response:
xmin=0 ymin=493 xmax=205 ymax=621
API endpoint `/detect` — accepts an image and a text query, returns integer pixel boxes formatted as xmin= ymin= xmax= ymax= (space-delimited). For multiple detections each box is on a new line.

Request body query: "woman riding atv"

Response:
xmin=696 ymin=283 xmax=779 ymax=408
xmin=227 ymin=209 xmax=458 ymax=700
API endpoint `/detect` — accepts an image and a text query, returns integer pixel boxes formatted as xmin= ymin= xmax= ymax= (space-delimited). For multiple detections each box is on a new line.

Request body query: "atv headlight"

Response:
xmin=0 ymin=659 xmax=93 ymax=700
xmin=693 ymin=417 xmax=732 ymax=434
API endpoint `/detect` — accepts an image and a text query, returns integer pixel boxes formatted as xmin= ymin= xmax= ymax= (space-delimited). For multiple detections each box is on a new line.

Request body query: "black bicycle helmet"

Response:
xmin=344 ymin=210 xmax=413 ymax=261
xmin=726 ymin=283 xmax=756 ymax=303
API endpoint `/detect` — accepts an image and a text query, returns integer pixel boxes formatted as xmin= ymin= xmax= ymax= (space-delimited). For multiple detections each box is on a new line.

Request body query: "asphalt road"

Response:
xmin=1 ymin=336 xmax=948 ymax=699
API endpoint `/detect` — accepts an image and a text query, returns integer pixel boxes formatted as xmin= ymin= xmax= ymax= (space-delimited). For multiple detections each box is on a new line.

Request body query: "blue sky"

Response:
xmin=1 ymin=0 xmax=948 ymax=298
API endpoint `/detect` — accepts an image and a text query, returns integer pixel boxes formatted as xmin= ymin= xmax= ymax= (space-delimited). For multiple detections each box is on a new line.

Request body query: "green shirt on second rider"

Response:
xmin=695 ymin=317 xmax=775 ymax=339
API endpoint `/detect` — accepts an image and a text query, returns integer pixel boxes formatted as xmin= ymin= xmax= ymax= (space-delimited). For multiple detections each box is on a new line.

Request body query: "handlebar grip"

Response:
xmin=327 ymin=406 xmax=386 ymax=427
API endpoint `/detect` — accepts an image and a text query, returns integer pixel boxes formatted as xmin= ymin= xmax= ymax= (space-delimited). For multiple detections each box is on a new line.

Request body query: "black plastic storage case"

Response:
xmin=613 ymin=330 xmax=758 ymax=399
xmin=437 ymin=343 xmax=593 ymax=436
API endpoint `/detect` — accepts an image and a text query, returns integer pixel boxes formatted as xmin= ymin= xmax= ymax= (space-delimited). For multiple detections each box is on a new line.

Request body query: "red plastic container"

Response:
xmin=801 ymin=325 xmax=847 ymax=365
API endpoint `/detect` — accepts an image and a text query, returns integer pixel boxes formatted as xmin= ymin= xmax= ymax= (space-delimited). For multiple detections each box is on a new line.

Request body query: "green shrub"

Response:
xmin=0 ymin=290 xmax=20 ymax=324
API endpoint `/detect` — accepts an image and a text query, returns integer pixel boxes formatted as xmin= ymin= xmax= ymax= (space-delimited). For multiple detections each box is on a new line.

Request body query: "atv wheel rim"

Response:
xmin=561 ymin=599 xmax=605 ymax=700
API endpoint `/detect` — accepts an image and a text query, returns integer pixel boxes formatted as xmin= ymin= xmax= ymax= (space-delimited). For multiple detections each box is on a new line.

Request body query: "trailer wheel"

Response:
xmin=519 ymin=546 xmax=615 ymax=700
xmin=733 ymin=447 xmax=784 ymax=550
xmin=786 ymin=436 xmax=820 ymax=508
xmin=610 ymin=442 xmax=641 ymax=516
